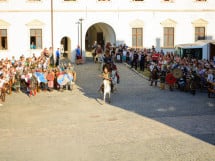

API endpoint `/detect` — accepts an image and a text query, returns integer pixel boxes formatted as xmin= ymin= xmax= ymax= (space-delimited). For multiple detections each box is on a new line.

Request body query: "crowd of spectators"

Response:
xmin=0 ymin=48 xmax=76 ymax=105
xmin=108 ymin=44 xmax=215 ymax=92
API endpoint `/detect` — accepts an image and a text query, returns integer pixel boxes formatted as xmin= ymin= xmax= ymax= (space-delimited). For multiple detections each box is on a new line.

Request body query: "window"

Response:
xmin=195 ymin=27 xmax=205 ymax=41
xmin=163 ymin=27 xmax=174 ymax=48
xmin=132 ymin=28 xmax=143 ymax=48
xmin=0 ymin=29 xmax=7 ymax=50
xmin=30 ymin=29 xmax=42 ymax=49
xmin=196 ymin=0 xmax=206 ymax=1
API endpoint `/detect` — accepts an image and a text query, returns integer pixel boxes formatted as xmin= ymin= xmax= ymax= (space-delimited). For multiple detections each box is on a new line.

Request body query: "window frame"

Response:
xmin=26 ymin=0 xmax=42 ymax=3
xmin=63 ymin=0 xmax=77 ymax=2
xmin=162 ymin=0 xmax=174 ymax=2
xmin=163 ymin=27 xmax=174 ymax=49
xmin=132 ymin=0 xmax=144 ymax=1
xmin=97 ymin=0 xmax=111 ymax=1
xmin=195 ymin=0 xmax=207 ymax=2
xmin=195 ymin=27 xmax=206 ymax=41
xmin=30 ymin=29 xmax=43 ymax=50
xmin=132 ymin=28 xmax=143 ymax=49
xmin=0 ymin=29 xmax=8 ymax=50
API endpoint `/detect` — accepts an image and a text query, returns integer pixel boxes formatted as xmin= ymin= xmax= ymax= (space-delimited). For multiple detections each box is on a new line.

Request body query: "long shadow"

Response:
xmin=75 ymin=59 xmax=215 ymax=145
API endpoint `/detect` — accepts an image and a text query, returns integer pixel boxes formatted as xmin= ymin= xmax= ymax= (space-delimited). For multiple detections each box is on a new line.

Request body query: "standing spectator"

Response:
xmin=55 ymin=48 xmax=60 ymax=67
xmin=117 ymin=45 xmax=123 ymax=63
xmin=95 ymin=45 xmax=103 ymax=63
xmin=207 ymin=69 xmax=214 ymax=83
xmin=49 ymin=47 xmax=54 ymax=67
xmin=32 ymin=53 xmax=37 ymax=62
xmin=92 ymin=41 xmax=97 ymax=62
xmin=131 ymin=50 xmax=138 ymax=70
xmin=150 ymin=65 xmax=159 ymax=86
xmin=76 ymin=45 xmax=82 ymax=65
xmin=140 ymin=52 xmax=146 ymax=71
xmin=11 ymin=56 xmax=15 ymax=66
xmin=111 ymin=47 xmax=116 ymax=63
xmin=126 ymin=50 xmax=130 ymax=64
xmin=46 ymin=69 xmax=55 ymax=91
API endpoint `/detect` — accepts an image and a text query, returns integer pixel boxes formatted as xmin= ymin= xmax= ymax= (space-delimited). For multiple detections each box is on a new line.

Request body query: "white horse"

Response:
xmin=103 ymin=79 xmax=111 ymax=103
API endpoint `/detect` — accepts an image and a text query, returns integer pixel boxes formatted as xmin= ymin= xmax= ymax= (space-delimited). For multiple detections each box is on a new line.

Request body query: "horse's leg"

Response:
xmin=103 ymin=92 xmax=106 ymax=102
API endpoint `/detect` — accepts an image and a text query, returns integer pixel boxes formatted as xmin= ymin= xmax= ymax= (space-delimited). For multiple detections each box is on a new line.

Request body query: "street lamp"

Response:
xmin=75 ymin=21 xmax=80 ymax=46
xmin=79 ymin=18 xmax=84 ymax=56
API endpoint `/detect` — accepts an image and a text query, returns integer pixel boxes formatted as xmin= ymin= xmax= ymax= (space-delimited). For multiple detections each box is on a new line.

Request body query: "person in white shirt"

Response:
xmin=207 ymin=69 xmax=214 ymax=83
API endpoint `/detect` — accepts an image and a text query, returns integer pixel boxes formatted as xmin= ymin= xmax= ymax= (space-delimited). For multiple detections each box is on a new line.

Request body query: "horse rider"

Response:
xmin=98 ymin=64 xmax=113 ymax=93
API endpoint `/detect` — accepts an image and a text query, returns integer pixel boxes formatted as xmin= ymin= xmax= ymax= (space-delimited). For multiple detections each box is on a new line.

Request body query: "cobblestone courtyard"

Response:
xmin=0 ymin=61 xmax=215 ymax=161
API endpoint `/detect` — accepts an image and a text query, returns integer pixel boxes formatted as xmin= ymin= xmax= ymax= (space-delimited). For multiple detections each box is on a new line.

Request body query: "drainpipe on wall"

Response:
xmin=51 ymin=0 xmax=54 ymax=61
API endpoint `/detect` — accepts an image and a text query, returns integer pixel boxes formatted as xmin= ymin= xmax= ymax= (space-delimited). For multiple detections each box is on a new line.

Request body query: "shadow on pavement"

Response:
xmin=75 ymin=59 xmax=215 ymax=146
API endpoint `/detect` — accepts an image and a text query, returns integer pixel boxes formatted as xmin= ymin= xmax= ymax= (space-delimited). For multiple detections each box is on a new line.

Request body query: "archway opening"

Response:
xmin=60 ymin=36 xmax=71 ymax=58
xmin=85 ymin=22 xmax=116 ymax=51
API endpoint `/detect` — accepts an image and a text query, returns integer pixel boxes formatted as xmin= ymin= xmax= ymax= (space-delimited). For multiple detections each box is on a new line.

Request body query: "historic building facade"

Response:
xmin=0 ymin=0 xmax=214 ymax=61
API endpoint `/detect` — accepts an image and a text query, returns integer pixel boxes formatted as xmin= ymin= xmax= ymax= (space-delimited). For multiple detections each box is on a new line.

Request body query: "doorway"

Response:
xmin=60 ymin=36 xmax=71 ymax=58
xmin=85 ymin=22 xmax=116 ymax=51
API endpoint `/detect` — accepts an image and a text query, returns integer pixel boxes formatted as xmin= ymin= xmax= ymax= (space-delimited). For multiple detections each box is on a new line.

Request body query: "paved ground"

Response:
xmin=0 ymin=59 xmax=215 ymax=161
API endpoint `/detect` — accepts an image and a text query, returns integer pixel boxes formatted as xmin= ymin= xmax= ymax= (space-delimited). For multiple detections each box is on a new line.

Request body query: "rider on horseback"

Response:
xmin=98 ymin=64 xmax=113 ymax=93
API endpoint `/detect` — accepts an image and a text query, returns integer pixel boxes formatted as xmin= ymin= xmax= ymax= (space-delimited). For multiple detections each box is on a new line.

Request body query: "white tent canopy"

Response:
xmin=175 ymin=40 xmax=215 ymax=49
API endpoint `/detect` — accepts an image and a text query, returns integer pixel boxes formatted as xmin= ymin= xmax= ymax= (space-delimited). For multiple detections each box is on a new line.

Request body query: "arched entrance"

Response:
xmin=60 ymin=36 xmax=71 ymax=58
xmin=85 ymin=22 xmax=116 ymax=51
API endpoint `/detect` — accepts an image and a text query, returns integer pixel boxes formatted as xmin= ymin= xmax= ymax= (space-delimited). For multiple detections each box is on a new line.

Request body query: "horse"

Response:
xmin=103 ymin=79 xmax=111 ymax=103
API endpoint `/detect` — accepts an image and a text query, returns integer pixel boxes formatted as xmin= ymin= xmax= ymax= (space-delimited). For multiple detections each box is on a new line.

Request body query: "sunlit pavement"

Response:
xmin=0 ymin=60 xmax=215 ymax=161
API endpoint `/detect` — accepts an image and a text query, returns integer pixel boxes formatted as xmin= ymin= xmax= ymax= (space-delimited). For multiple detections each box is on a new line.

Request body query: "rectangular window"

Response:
xmin=0 ymin=29 xmax=7 ymax=50
xmin=164 ymin=27 xmax=174 ymax=48
xmin=195 ymin=27 xmax=205 ymax=41
xmin=30 ymin=29 xmax=42 ymax=49
xmin=132 ymin=28 xmax=143 ymax=48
